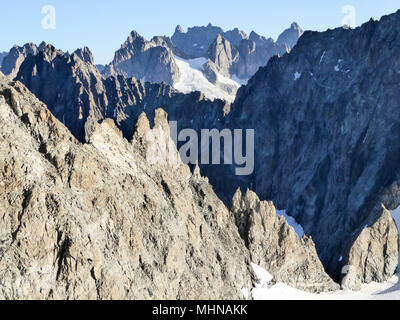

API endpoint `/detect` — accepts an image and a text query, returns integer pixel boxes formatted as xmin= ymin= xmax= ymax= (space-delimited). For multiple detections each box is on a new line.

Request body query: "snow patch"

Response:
xmin=251 ymin=263 xmax=273 ymax=285
xmin=294 ymin=72 xmax=301 ymax=81
xmin=277 ymin=210 xmax=305 ymax=238
xmin=173 ymin=55 xmax=239 ymax=102
xmin=334 ymin=65 xmax=340 ymax=72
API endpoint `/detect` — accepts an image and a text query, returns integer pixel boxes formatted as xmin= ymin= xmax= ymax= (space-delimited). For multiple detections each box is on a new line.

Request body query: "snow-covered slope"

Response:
xmin=173 ymin=55 xmax=239 ymax=102
xmin=251 ymin=263 xmax=400 ymax=300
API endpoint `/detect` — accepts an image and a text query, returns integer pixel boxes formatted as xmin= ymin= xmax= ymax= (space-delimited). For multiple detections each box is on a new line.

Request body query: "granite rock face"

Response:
xmin=0 ymin=75 xmax=255 ymax=299
xmin=232 ymin=189 xmax=339 ymax=293
xmin=202 ymin=35 xmax=241 ymax=95
xmin=102 ymin=31 xmax=180 ymax=85
xmin=341 ymin=206 xmax=399 ymax=290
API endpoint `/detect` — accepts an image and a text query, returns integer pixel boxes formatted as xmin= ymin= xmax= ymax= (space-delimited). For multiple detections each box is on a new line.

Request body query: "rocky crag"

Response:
xmin=232 ymin=189 xmax=339 ymax=292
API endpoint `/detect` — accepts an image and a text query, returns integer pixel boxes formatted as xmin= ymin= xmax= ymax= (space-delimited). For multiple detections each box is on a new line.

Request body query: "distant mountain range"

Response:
xmin=0 ymin=23 xmax=302 ymax=103
xmin=102 ymin=23 xmax=303 ymax=101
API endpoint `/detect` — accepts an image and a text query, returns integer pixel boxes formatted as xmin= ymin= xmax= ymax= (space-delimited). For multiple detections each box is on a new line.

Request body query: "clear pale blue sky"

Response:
xmin=1 ymin=0 xmax=399 ymax=64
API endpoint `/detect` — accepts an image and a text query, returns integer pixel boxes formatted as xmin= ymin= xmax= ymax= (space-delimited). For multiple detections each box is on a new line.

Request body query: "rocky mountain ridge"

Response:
xmin=15 ymin=44 xmax=228 ymax=142
xmin=0 ymin=74 xmax=338 ymax=298
xmin=0 ymin=42 xmax=48 ymax=78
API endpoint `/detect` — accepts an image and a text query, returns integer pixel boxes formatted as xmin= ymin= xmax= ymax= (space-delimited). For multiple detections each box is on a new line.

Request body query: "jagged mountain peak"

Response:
xmin=276 ymin=22 xmax=304 ymax=49
xmin=123 ymin=30 xmax=149 ymax=48
xmin=38 ymin=41 xmax=48 ymax=51
xmin=72 ymin=46 xmax=95 ymax=65
xmin=290 ymin=21 xmax=302 ymax=30
xmin=175 ymin=24 xmax=185 ymax=33
xmin=1 ymin=42 xmax=43 ymax=77
xmin=0 ymin=74 xmax=257 ymax=299
xmin=103 ymin=29 xmax=179 ymax=85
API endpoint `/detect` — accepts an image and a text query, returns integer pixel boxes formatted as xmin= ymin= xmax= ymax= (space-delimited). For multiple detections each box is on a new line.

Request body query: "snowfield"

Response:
xmin=250 ymin=263 xmax=400 ymax=300
xmin=173 ymin=55 xmax=240 ymax=103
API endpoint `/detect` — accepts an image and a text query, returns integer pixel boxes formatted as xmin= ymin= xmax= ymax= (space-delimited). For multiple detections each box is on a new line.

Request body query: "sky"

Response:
xmin=0 ymin=0 xmax=399 ymax=64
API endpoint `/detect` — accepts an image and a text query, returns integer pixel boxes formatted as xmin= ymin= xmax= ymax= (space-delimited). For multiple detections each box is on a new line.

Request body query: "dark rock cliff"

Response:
xmin=224 ymin=11 xmax=400 ymax=280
